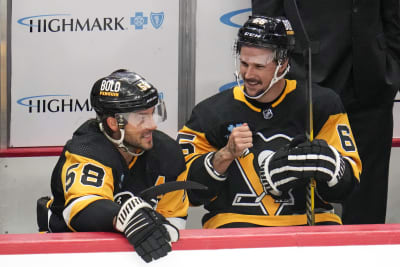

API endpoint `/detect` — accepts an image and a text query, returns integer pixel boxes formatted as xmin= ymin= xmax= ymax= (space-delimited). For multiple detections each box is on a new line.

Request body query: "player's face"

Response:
xmin=123 ymin=107 xmax=157 ymax=151
xmin=239 ymin=46 xmax=277 ymax=97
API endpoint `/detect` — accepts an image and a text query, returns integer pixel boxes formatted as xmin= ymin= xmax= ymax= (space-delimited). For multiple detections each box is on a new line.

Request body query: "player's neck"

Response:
xmin=257 ymin=78 xmax=286 ymax=103
xmin=119 ymin=149 xmax=134 ymax=165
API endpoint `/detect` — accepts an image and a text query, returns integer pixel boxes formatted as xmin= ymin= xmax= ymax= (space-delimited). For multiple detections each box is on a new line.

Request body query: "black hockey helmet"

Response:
xmin=90 ymin=69 xmax=159 ymax=117
xmin=236 ymin=15 xmax=295 ymax=62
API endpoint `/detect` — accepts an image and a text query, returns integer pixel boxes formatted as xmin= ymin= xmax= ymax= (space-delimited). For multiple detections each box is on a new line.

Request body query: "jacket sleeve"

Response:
xmin=382 ymin=0 xmax=400 ymax=65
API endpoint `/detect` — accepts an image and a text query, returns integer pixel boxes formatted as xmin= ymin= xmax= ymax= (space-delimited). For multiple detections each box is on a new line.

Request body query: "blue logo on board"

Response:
xmin=218 ymin=80 xmax=243 ymax=92
xmin=130 ymin=12 xmax=148 ymax=29
xmin=220 ymin=8 xmax=251 ymax=28
xmin=150 ymin=12 xmax=164 ymax=29
xmin=16 ymin=95 xmax=91 ymax=113
xmin=17 ymin=11 xmax=165 ymax=32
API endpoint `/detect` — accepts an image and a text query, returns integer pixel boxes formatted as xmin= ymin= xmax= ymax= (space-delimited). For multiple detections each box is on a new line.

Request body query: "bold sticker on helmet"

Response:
xmin=100 ymin=80 xmax=121 ymax=92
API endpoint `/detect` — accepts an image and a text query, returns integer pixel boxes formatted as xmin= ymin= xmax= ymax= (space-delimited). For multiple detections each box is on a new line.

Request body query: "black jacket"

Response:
xmin=252 ymin=0 xmax=400 ymax=108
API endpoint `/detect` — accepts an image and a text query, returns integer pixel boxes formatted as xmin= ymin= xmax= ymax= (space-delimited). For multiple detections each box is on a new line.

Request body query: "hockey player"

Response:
xmin=251 ymin=0 xmax=400 ymax=225
xmin=45 ymin=69 xmax=187 ymax=262
xmin=177 ymin=16 xmax=362 ymax=228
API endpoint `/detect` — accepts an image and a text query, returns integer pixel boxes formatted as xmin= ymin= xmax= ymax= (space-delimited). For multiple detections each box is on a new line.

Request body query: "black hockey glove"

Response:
xmin=114 ymin=196 xmax=179 ymax=263
xmin=259 ymin=136 xmax=346 ymax=197
xmin=115 ymin=191 xmax=158 ymax=208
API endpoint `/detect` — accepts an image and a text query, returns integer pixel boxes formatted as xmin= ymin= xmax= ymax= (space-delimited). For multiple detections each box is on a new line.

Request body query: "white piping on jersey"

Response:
xmin=204 ymin=152 xmax=227 ymax=181
xmin=62 ymin=195 xmax=100 ymax=227
xmin=232 ymin=158 xmax=269 ymax=215
xmin=255 ymin=191 xmax=267 ymax=203
xmin=48 ymin=208 xmax=53 ymax=232
xmin=166 ymin=217 xmax=186 ymax=230
xmin=256 ymin=132 xmax=293 ymax=143
xmin=275 ymin=188 xmax=295 ymax=215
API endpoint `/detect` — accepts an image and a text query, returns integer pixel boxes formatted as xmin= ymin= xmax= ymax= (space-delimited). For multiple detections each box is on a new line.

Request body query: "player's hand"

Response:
xmin=114 ymin=197 xmax=179 ymax=263
xmin=225 ymin=123 xmax=253 ymax=159
xmin=259 ymin=136 xmax=346 ymax=197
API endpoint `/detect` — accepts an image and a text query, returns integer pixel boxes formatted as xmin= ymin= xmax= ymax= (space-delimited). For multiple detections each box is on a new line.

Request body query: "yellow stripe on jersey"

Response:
xmin=315 ymin=113 xmax=362 ymax=181
xmin=271 ymin=79 xmax=297 ymax=108
xmin=61 ymin=151 xmax=115 ymax=228
xmin=128 ymin=155 xmax=139 ymax=169
xmin=156 ymin=171 xmax=189 ymax=219
xmin=203 ymin=212 xmax=342 ymax=229
xmin=179 ymin=126 xmax=217 ymax=159
xmin=232 ymin=79 xmax=298 ymax=110
xmin=46 ymin=198 xmax=53 ymax=208
xmin=233 ymin=87 xmax=261 ymax=112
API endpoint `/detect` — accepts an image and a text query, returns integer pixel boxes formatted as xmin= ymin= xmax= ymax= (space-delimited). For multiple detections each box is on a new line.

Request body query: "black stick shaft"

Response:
xmin=284 ymin=0 xmax=315 ymax=225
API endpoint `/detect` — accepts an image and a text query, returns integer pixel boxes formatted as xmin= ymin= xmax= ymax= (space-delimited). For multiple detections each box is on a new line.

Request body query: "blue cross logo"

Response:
xmin=130 ymin=12 xmax=148 ymax=30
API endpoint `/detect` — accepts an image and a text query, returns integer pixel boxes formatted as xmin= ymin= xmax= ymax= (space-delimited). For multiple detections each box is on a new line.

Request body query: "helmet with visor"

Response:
xmin=90 ymin=69 xmax=167 ymax=155
xmin=91 ymin=69 xmax=166 ymax=127
xmin=234 ymin=16 xmax=295 ymax=99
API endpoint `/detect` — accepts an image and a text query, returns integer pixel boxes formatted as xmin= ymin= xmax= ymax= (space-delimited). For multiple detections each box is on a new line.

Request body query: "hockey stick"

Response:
xmin=284 ymin=0 xmax=315 ymax=226
xmin=138 ymin=180 xmax=207 ymax=203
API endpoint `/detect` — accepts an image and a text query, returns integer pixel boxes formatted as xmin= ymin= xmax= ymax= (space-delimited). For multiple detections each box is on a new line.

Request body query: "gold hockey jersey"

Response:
xmin=178 ymin=80 xmax=361 ymax=228
xmin=50 ymin=119 xmax=188 ymax=232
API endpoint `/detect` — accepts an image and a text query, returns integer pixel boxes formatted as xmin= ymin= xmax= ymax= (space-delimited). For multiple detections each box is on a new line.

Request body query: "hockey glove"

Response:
xmin=114 ymin=191 xmax=158 ymax=208
xmin=114 ymin=196 xmax=179 ymax=263
xmin=259 ymin=137 xmax=346 ymax=197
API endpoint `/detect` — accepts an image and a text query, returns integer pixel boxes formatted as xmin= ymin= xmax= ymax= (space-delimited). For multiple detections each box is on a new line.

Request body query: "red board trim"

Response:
xmin=1 ymin=138 xmax=399 ymax=157
xmin=0 ymin=146 xmax=63 ymax=157
xmin=1 ymin=225 xmax=400 ymax=255
xmin=393 ymin=138 xmax=400 ymax=147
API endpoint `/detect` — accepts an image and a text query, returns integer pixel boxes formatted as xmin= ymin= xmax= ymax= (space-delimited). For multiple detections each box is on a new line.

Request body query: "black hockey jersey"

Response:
xmin=178 ymin=79 xmax=361 ymax=228
xmin=49 ymin=119 xmax=188 ymax=232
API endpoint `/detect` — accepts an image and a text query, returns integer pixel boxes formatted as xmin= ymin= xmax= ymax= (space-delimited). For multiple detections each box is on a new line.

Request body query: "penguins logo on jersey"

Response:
xmin=232 ymin=132 xmax=296 ymax=215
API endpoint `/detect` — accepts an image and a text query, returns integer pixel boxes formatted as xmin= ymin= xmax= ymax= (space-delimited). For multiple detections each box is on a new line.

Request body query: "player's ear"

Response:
xmin=106 ymin=117 xmax=119 ymax=132
xmin=279 ymin=59 xmax=289 ymax=73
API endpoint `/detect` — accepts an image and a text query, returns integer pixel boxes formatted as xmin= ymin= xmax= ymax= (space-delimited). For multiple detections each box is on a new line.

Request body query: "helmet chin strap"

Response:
xmin=235 ymin=62 xmax=290 ymax=100
xmin=99 ymin=122 xmax=144 ymax=157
